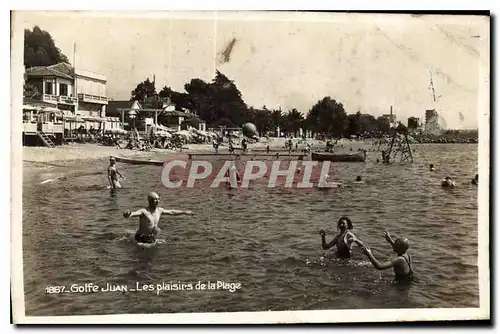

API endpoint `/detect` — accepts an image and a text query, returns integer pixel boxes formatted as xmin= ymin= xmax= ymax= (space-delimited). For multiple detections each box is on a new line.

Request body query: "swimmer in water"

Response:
xmin=108 ymin=157 xmax=124 ymax=189
xmin=319 ymin=216 xmax=357 ymax=259
xmin=351 ymin=231 xmax=414 ymax=282
xmin=429 ymin=164 xmax=436 ymax=171
xmin=355 ymin=176 xmax=363 ymax=183
xmin=441 ymin=176 xmax=455 ymax=188
xmin=123 ymin=192 xmax=194 ymax=244
xmin=224 ymin=164 xmax=241 ymax=188
xmin=471 ymin=174 xmax=478 ymax=185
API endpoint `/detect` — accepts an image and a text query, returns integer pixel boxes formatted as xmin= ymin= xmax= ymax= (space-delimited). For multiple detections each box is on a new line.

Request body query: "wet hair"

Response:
xmin=356 ymin=176 xmax=362 ymax=181
xmin=429 ymin=164 xmax=434 ymax=168
xmin=337 ymin=216 xmax=353 ymax=230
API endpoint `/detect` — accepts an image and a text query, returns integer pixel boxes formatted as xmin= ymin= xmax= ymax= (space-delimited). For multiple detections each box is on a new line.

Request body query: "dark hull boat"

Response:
xmin=311 ymin=151 xmax=366 ymax=162
xmin=110 ymin=156 xmax=165 ymax=166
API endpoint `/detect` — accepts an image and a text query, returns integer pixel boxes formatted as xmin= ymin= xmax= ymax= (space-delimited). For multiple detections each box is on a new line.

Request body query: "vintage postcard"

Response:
xmin=11 ymin=10 xmax=490 ymax=324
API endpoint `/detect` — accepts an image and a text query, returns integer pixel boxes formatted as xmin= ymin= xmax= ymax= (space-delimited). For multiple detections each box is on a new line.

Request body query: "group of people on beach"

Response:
xmin=319 ymin=216 xmax=414 ymax=282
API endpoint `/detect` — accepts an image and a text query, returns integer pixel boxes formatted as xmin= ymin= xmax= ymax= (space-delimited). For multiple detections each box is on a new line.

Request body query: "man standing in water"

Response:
xmin=108 ymin=157 xmax=124 ymax=189
xmin=123 ymin=192 xmax=194 ymax=244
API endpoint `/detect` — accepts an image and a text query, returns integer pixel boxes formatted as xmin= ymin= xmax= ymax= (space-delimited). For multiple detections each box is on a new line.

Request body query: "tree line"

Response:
xmin=130 ymin=72 xmax=398 ymax=138
xmin=22 ymin=25 xmax=406 ymax=138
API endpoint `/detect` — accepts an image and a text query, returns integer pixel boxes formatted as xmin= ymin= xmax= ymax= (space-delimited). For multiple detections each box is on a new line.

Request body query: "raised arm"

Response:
xmin=319 ymin=230 xmax=338 ymax=250
xmin=159 ymin=208 xmax=194 ymax=215
xmin=123 ymin=209 xmax=144 ymax=218
xmin=383 ymin=231 xmax=395 ymax=247
xmin=361 ymin=247 xmax=397 ymax=270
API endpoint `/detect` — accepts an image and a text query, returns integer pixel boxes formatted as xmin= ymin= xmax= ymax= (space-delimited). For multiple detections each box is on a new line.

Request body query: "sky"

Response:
xmin=14 ymin=11 xmax=489 ymax=129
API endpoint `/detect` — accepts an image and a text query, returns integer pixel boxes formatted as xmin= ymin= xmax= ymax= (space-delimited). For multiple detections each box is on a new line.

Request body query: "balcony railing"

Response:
xmin=42 ymin=94 xmax=59 ymax=103
xmin=58 ymin=96 xmax=78 ymax=104
xmin=78 ymin=93 xmax=108 ymax=104
xmin=41 ymin=94 xmax=77 ymax=105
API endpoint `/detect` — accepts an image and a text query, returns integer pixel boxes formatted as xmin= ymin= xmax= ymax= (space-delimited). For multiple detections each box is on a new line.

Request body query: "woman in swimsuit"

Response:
xmin=352 ymin=231 xmax=414 ymax=282
xmin=319 ymin=216 xmax=356 ymax=259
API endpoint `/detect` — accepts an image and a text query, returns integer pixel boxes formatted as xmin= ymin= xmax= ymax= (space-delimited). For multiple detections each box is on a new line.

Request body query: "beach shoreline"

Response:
xmin=21 ymin=138 xmax=331 ymax=164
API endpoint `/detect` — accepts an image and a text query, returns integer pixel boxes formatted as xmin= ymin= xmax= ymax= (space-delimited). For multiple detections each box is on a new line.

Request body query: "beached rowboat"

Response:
xmin=111 ymin=156 xmax=165 ymax=166
xmin=311 ymin=151 xmax=366 ymax=162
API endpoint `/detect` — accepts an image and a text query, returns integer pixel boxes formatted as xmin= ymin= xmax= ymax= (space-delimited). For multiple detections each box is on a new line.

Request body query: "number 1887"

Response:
xmin=45 ymin=286 xmax=66 ymax=294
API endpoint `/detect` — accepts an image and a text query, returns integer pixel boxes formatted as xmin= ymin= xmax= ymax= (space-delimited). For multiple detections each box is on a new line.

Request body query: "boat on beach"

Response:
xmin=110 ymin=156 xmax=165 ymax=166
xmin=311 ymin=150 xmax=366 ymax=162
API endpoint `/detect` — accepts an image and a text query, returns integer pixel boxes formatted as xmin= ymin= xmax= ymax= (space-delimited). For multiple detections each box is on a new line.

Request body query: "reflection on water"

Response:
xmin=22 ymin=144 xmax=480 ymax=315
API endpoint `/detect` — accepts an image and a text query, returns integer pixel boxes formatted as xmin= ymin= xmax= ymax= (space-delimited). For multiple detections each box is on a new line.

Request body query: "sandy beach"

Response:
xmin=21 ymin=137 xmax=336 ymax=164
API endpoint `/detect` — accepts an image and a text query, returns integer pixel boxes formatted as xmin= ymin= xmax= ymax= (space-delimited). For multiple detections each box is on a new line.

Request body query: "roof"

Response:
xmin=106 ymin=100 xmax=142 ymax=117
xmin=25 ymin=63 xmax=106 ymax=82
xmin=25 ymin=63 xmax=74 ymax=80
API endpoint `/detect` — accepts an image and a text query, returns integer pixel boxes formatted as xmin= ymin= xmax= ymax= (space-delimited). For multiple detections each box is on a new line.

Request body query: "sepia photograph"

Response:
xmin=10 ymin=10 xmax=490 ymax=324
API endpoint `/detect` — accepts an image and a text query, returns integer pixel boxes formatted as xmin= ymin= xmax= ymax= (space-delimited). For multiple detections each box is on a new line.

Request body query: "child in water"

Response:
xmin=351 ymin=231 xmax=414 ymax=282
xmin=319 ymin=216 xmax=357 ymax=259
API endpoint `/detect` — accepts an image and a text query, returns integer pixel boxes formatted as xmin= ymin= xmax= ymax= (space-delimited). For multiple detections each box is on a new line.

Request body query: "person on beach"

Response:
xmin=123 ymin=192 xmax=194 ymax=244
xmin=241 ymin=137 xmax=248 ymax=152
xmin=471 ymin=174 xmax=478 ymax=185
xmin=319 ymin=216 xmax=357 ymax=259
xmin=350 ymin=231 xmax=414 ymax=282
xmin=212 ymin=138 xmax=219 ymax=154
xmin=108 ymin=157 xmax=124 ymax=189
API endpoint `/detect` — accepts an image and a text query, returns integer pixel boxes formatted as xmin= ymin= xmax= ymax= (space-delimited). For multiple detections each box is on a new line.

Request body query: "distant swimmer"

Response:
xmin=108 ymin=157 xmax=124 ymax=189
xmin=352 ymin=231 xmax=414 ymax=282
xmin=123 ymin=192 xmax=194 ymax=244
xmin=429 ymin=164 xmax=436 ymax=172
xmin=319 ymin=216 xmax=357 ymax=259
xmin=224 ymin=165 xmax=241 ymax=188
xmin=471 ymin=174 xmax=478 ymax=185
xmin=355 ymin=176 xmax=364 ymax=183
xmin=318 ymin=173 xmax=342 ymax=189
xmin=441 ymin=176 xmax=455 ymax=188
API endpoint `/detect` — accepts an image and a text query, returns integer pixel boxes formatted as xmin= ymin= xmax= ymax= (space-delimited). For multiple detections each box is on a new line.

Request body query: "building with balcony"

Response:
xmin=24 ymin=63 xmax=78 ymax=111
xmin=75 ymin=68 xmax=108 ymax=118
xmin=23 ymin=62 xmax=109 ymax=146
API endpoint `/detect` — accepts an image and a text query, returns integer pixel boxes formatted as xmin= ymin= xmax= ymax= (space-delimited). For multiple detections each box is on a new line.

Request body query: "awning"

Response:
xmin=65 ymin=115 xmax=85 ymax=123
xmin=81 ymin=116 xmax=105 ymax=122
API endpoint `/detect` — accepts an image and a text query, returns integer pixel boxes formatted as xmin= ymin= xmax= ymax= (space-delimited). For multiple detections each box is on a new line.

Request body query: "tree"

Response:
xmin=158 ymin=86 xmax=193 ymax=111
xmin=24 ymin=26 xmax=69 ymax=68
xmin=282 ymin=108 xmax=304 ymax=136
xmin=131 ymin=78 xmax=156 ymax=102
xmin=270 ymin=108 xmax=283 ymax=129
xmin=306 ymin=97 xmax=348 ymax=137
